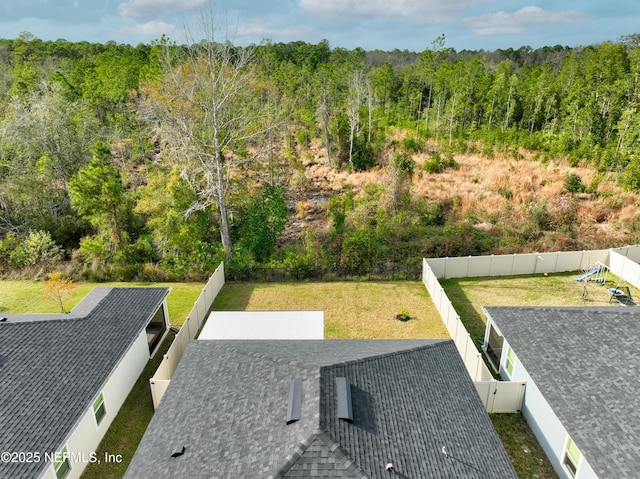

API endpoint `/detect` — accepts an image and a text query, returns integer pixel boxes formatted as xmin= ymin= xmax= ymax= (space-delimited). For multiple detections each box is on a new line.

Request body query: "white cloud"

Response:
xmin=116 ymin=0 xmax=208 ymax=18
xmin=237 ymin=19 xmax=314 ymax=39
xmin=298 ymin=0 xmax=482 ymax=23
xmin=119 ymin=20 xmax=176 ymax=36
xmin=461 ymin=6 xmax=592 ymax=36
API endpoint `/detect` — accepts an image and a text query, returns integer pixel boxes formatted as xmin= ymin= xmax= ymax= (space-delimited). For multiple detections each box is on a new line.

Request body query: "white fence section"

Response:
xmin=423 ymin=246 xmax=640 ymax=413
xmin=422 ymin=259 xmax=494 ymax=383
xmin=610 ymin=249 xmax=640 ymax=289
xmin=426 ymin=250 xmax=610 ymax=279
xmin=612 ymin=244 xmax=640 ymax=264
xmin=150 ymin=262 xmax=226 ymax=409
xmin=475 ymin=381 xmax=527 ymax=414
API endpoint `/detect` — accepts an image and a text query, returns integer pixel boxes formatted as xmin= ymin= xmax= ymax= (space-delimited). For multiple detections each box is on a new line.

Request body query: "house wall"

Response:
xmin=40 ymin=330 xmax=150 ymax=479
xmin=496 ymin=333 xmax=598 ymax=479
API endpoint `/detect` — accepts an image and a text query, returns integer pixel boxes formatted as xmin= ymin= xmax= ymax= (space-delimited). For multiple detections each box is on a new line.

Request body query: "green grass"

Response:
xmin=441 ymin=271 xmax=638 ymax=341
xmin=212 ymin=281 xmax=448 ymax=339
xmin=0 ymin=280 xmax=204 ymax=326
xmin=491 ymin=413 xmax=559 ymax=479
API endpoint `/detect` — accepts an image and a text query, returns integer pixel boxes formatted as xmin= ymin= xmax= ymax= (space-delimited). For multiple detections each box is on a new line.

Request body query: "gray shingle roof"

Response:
xmin=0 ymin=287 xmax=169 ymax=479
xmin=126 ymin=339 xmax=517 ymax=479
xmin=484 ymin=305 xmax=640 ymax=478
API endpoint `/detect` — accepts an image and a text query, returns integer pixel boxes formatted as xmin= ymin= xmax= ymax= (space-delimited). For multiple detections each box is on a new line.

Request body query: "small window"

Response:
xmin=563 ymin=437 xmax=581 ymax=478
xmin=93 ymin=392 xmax=106 ymax=426
xmin=505 ymin=345 xmax=516 ymax=376
xmin=54 ymin=447 xmax=71 ymax=479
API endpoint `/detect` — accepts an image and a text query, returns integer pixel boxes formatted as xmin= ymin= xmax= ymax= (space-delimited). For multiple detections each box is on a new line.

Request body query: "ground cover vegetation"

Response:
xmin=2 ymin=32 xmax=640 ymax=280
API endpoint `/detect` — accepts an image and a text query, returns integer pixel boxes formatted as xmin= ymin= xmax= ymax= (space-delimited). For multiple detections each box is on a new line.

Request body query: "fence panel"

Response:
xmin=425 ymin=249 xmax=612 ymax=279
xmin=610 ymin=251 xmax=640 ymax=289
xmin=150 ymin=379 xmax=171 ymax=409
xmin=167 ymin=327 xmax=189 ymax=374
xmin=150 ymin=263 xmax=226 ymax=409
xmin=616 ymin=245 xmax=640 ymax=264
xmin=475 ymin=381 xmax=526 ymax=413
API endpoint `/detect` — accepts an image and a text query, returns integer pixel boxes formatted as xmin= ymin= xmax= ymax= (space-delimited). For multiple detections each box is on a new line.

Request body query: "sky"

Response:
xmin=0 ymin=0 xmax=638 ymax=52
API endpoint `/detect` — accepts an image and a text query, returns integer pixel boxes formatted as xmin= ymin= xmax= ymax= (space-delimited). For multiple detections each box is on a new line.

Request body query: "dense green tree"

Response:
xmin=69 ymin=141 xmax=127 ymax=252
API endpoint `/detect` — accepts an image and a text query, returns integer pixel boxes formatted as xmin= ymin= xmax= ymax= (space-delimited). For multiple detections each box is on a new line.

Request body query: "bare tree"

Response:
xmin=140 ymin=8 xmax=276 ymax=263
xmin=346 ymin=70 xmax=366 ymax=170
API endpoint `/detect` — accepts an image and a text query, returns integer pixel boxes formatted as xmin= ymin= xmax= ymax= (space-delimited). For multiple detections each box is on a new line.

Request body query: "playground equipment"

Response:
xmin=574 ymin=262 xmax=608 ymax=284
xmin=608 ymin=280 xmax=636 ymax=306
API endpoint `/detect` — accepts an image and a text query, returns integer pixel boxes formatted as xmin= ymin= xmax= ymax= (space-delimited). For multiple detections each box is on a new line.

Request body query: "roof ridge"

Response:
xmin=319 ymin=339 xmax=452 ymax=369
xmin=270 ymin=430 xmax=369 ymax=479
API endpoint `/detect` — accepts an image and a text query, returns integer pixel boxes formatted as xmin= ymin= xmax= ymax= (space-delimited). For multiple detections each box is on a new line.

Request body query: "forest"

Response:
xmin=1 ymin=31 xmax=640 ymax=281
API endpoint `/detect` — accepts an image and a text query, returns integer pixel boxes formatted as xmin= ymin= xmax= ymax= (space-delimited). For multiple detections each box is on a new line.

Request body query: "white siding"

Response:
xmin=40 ymin=329 xmax=150 ymax=479
xmin=500 ymin=345 xmax=599 ymax=479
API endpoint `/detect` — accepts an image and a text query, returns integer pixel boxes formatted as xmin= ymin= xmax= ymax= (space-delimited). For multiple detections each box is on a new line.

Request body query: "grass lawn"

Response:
xmin=212 ymin=281 xmax=448 ymax=339
xmin=0 ymin=280 xmax=204 ymax=326
xmin=440 ymin=271 xmax=638 ymax=341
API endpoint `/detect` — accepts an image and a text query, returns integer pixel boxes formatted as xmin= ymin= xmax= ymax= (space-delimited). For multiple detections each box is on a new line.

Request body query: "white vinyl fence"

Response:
xmin=425 ymin=249 xmax=610 ymax=279
xmin=609 ymin=247 xmax=640 ymax=290
xmin=422 ymin=259 xmax=494 ymax=383
xmin=475 ymin=381 xmax=527 ymax=414
xmin=422 ymin=248 xmax=632 ymax=413
xmin=150 ymin=262 xmax=226 ymax=409
xmin=423 ymin=246 xmax=640 ymax=412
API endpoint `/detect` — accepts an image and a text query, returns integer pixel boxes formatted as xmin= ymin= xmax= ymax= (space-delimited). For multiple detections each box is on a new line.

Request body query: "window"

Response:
xmin=93 ymin=392 xmax=106 ymax=426
xmin=146 ymin=305 xmax=167 ymax=353
xmin=505 ymin=345 xmax=516 ymax=376
xmin=563 ymin=437 xmax=581 ymax=477
xmin=54 ymin=446 xmax=71 ymax=479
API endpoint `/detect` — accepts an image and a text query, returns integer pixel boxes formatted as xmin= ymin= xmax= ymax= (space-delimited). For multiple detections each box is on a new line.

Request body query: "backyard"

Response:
xmin=211 ymin=281 xmax=447 ymax=339
xmin=5 ymin=273 xmax=627 ymax=478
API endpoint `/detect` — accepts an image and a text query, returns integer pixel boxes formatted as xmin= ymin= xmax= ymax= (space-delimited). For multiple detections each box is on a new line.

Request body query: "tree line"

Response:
xmin=1 ymin=31 xmax=639 ymax=280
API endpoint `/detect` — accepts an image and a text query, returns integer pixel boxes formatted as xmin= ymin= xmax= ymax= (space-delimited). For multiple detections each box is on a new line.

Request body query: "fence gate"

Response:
xmin=475 ymin=381 xmax=526 ymax=413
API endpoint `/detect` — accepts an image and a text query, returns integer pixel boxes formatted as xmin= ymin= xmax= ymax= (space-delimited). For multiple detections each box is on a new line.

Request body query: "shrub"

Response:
xmin=564 ymin=173 xmax=585 ymax=193
xmin=294 ymin=129 xmax=309 ymax=147
xmin=423 ymin=151 xmax=459 ymax=173
xmin=393 ymin=152 xmax=415 ymax=176
xmin=0 ymin=230 xmax=62 ymax=268
xmin=402 ymin=137 xmax=423 ymax=153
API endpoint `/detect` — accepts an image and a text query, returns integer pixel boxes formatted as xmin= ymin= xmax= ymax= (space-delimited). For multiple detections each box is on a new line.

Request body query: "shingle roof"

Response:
xmin=0 ymin=287 xmax=169 ymax=479
xmin=126 ymin=339 xmax=517 ymax=479
xmin=484 ymin=305 xmax=640 ymax=478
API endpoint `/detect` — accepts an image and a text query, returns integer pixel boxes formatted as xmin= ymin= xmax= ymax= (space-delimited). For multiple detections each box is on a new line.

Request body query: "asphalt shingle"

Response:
xmin=0 ymin=287 xmax=169 ymax=479
xmin=485 ymin=305 xmax=640 ymax=478
xmin=126 ymin=339 xmax=517 ymax=479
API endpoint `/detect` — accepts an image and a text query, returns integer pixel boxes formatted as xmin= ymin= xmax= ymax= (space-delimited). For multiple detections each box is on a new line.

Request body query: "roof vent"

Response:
xmin=171 ymin=445 xmax=185 ymax=458
xmin=286 ymin=378 xmax=303 ymax=424
xmin=0 ymin=317 xmax=7 ymax=322
xmin=335 ymin=377 xmax=353 ymax=422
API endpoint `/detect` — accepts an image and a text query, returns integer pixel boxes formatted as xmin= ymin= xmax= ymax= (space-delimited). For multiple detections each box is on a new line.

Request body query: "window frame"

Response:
xmin=93 ymin=392 xmax=106 ymax=426
xmin=505 ymin=344 xmax=516 ymax=376
xmin=54 ymin=446 xmax=71 ymax=479
xmin=562 ymin=436 xmax=582 ymax=478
